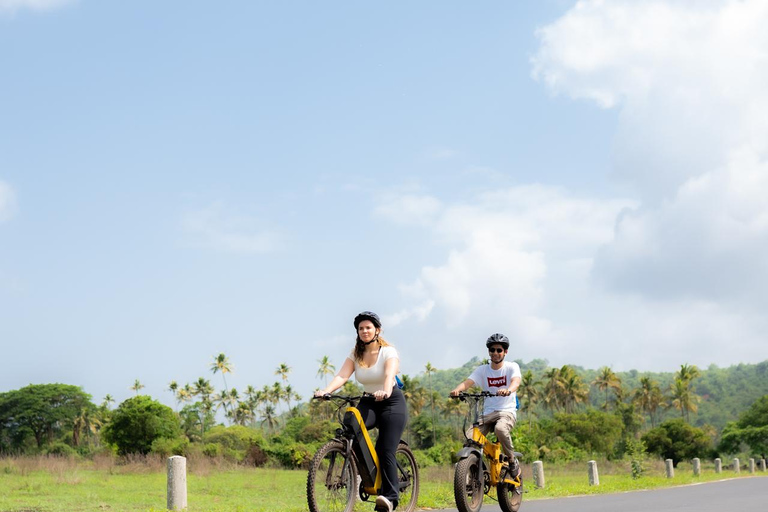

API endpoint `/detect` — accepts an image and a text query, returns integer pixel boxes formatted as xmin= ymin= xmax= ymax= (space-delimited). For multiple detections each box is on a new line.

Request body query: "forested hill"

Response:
xmin=413 ymin=357 xmax=768 ymax=430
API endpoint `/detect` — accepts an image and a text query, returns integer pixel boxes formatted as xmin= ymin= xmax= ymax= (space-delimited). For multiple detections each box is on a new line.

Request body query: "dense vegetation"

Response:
xmin=1 ymin=355 xmax=767 ymax=470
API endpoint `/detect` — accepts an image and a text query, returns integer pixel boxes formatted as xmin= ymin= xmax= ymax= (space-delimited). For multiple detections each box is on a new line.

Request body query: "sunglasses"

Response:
xmin=488 ymin=347 xmax=505 ymax=354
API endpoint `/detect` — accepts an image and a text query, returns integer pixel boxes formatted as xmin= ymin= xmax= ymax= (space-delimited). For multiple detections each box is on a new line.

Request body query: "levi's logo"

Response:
xmin=487 ymin=376 xmax=507 ymax=387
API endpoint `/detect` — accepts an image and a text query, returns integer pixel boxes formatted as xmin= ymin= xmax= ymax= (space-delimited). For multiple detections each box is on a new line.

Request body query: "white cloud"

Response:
xmin=0 ymin=0 xmax=76 ymax=14
xmin=0 ymin=181 xmax=17 ymax=223
xmin=532 ymin=0 xmax=768 ymax=302
xmin=532 ymin=0 xmax=768 ymax=199
xmin=181 ymin=202 xmax=284 ymax=254
xmin=389 ymin=185 xmax=635 ymax=334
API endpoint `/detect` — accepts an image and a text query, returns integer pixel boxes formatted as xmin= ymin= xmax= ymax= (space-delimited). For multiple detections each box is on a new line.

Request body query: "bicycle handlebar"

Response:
xmin=450 ymin=391 xmax=498 ymax=399
xmin=311 ymin=392 xmax=373 ymax=402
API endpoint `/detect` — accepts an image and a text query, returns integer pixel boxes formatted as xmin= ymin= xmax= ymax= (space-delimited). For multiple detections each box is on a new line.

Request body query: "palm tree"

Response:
xmin=275 ymin=363 xmax=291 ymax=383
xmin=561 ymin=367 xmax=588 ymax=413
xmin=443 ymin=396 xmax=466 ymax=435
xmin=592 ymin=366 xmax=622 ymax=410
xmin=403 ymin=378 xmax=428 ymax=415
xmin=261 ymin=404 xmax=278 ymax=433
xmin=168 ymin=381 xmax=180 ymax=411
xmin=676 ymin=364 xmax=700 ymax=384
xmin=210 ymin=353 xmax=233 ymax=392
xmin=669 ymin=377 xmax=700 ymax=423
xmin=176 ymin=384 xmax=194 ymax=409
xmin=101 ymin=394 xmax=115 ymax=410
xmin=232 ymin=402 xmax=254 ymax=426
xmin=633 ymin=376 xmax=665 ymax=427
xmin=130 ymin=379 xmax=145 ymax=396
xmin=72 ymin=406 xmax=101 ymax=448
xmin=518 ymin=370 xmax=541 ymax=431
xmin=543 ymin=367 xmax=565 ymax=411
xmin=316 ymin=356 xmax=336 ymax=387
xmin=670 ymin=364 xmax=701 ymax=423
xmin=425 ymin=362 xmax=438 ymax=446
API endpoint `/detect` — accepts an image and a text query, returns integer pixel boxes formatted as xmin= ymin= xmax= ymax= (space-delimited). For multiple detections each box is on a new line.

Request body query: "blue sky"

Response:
xmin=2 ymin=0 xmax=767 ymax=409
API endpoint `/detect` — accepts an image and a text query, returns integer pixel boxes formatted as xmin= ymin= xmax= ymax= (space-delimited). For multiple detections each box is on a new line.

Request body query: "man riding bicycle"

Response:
xmin=450 ymin=333 xmax=522 ymax=477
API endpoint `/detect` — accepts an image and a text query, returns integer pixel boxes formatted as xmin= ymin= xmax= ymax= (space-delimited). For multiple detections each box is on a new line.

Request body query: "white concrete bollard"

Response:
xmin=749 ymin=458 xmax=755 ymax=473
xmin=733 ymin=458 xmax=740 ymax=473
xmin=759 ymin=459 xmax=766 ymax=472
xmin=588 ymin=460 xmax=599 ymax=486
xmin=665 ymin=459 xmax=674 ymax=478
xmin=714 ymin=458 xmax=722 ymax=473
xmin=692 ymin=458 xmax=700 ymax=476
xmin=532 ymin=460 xmax=545 ymax=488
xmin=167 ymin=455 xmax=187 ymax=510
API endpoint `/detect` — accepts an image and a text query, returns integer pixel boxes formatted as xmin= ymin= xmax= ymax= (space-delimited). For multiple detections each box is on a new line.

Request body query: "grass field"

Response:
xmin=0 ymin=455 xmax=764 ymax=511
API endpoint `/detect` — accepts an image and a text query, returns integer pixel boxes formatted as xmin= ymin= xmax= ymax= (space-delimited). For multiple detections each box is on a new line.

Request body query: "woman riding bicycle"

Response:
xmin=314 ymin=311 xmax=407 ymax=512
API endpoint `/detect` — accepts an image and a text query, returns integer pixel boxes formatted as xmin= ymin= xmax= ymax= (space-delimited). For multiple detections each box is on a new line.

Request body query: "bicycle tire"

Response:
xmin=453 ymin=453 xmax=484 ymax=512
xmin=497 ymin=473 xmax=523 ymax=512
xmin=395 ymin=442 xmax=419 ymax=512
xmin=307 ymin=440 xmax=357 ymax=512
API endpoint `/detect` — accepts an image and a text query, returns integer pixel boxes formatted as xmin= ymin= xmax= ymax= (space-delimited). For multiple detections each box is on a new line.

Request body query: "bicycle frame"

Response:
xmin=318 ymin=394 xmax=383 ymax=495
xmin=456 ymin=393 xmax=521 ymax=489
xmin=343 ymin=404 xmax=381 ymax=494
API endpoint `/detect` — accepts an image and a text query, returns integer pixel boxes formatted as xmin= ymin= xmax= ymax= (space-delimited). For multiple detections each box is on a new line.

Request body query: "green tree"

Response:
xmin=210 ymin=353 xmax=233 ymax=417
xmin=102 ymin=396 xmax=181 ymax=455
xmin=130 ymin=379 xmax=145 ymax=396
xmin=316 ymin=356 xmax=336 ymax=387
xmin=549 ymin=409 xmax=624 ymax=456
xmin=641 ymin=418 xmax=712 ymax=466
xmin=593 ymin=366 xmax=622 ymax=410
xmin=425 ymin=362 xmax=438 ymax=447
xmin=633 ymin=376 xmax=665 ymax=427
xmin=0 ymin=383 xmax=93 ymax=451
xmin=275 ymin=362 xmax=291 ymax=383
xmin=669 ymin=377 xmax=700 ymax=423
xmin=718 ymin=395 xmax=768 ymax=455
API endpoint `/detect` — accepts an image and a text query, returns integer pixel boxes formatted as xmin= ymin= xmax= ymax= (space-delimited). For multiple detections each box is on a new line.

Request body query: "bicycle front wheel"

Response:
xmin=454 ymin=453 xmax=484 ymax=512
xmin=307 ymin=440 xmax=357 ymax=512
xmin=395 ymin=442 xmax=419 ymax=512
xmin=497 ymin=473 xmax=523 ymax=512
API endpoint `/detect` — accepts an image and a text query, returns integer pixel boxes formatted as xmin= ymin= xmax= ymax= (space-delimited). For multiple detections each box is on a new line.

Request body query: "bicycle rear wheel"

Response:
xmin=395 ymin=442 xmax=419 ymax=512
xmin=307 ymin=440 xmax=357 ymax=512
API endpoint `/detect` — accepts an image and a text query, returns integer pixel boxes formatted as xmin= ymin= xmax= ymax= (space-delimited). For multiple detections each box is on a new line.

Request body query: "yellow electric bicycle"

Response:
xmin=307 ymin=394 xmax=419 ymax=512
xmin=451 ymin=392 xmax=523 ymax=512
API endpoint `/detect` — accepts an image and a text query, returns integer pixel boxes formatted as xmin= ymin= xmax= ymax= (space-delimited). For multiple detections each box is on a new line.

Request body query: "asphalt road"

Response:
xmin=436 ymin=476 xmax=767 ymax=512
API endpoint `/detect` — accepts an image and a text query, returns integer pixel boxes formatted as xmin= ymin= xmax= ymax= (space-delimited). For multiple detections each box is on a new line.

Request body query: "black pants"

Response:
xmin=355 ymin=387 xmax=407 ymax=508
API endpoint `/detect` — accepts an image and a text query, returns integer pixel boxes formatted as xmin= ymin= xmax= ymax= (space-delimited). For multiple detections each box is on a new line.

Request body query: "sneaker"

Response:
xmin=507 ymin=456 xmax=521 ymax=479
xmin=375 ymin=495 xmax=394 ymax=512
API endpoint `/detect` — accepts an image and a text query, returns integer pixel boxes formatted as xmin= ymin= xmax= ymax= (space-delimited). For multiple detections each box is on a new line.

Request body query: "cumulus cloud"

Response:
xmin=181 ymin=202 xmax=284 ymax=254
xmin=533 ymin=0 xmax=768 ymax=302
xmin=532 ymin=0 xmax=768 ymax=199
xmin=0 ymin=181 xmax=17 ymax=223
xmin=386 ymin=185 xmax=635 ymax=338
xmin=0 ymin=0 xmax=76 ymax=14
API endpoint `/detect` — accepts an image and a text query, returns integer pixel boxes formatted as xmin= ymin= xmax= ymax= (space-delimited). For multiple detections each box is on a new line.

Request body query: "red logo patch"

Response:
xmin=487 ymin=376 xmax=507 ymax=387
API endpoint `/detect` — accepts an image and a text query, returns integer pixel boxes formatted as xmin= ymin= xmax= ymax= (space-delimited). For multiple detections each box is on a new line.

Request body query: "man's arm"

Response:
xmin=450 ymin=378 xmax=476 ymax=396
xmin=496 ymin=376 xmax=521 ymax=396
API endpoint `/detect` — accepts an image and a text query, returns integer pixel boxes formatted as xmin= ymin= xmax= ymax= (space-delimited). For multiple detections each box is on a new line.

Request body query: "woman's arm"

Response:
xmin=373 ymin=357 xmax=400 ymax=401
xmin=315 ymin=358 xmax=355 ymax=396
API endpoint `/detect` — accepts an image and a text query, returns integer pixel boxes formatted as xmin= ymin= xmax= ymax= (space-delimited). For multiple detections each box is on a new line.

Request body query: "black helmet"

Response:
xmin=354 ymin=311 xmax=382 ymax=329
xmin=486 ymin=333 xmax=509 ymax=349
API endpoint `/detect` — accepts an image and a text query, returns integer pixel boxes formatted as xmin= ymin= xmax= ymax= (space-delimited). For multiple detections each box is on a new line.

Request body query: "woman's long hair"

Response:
xmin=353 ymin=333 xmax=391 ymax=367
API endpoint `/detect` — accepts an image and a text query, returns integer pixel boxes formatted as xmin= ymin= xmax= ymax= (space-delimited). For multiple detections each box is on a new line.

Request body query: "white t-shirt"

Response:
xmin=347 ymin=345 xmax=400 ymax=393
xmin=468 ymin=361 xmax=522 ymax=416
